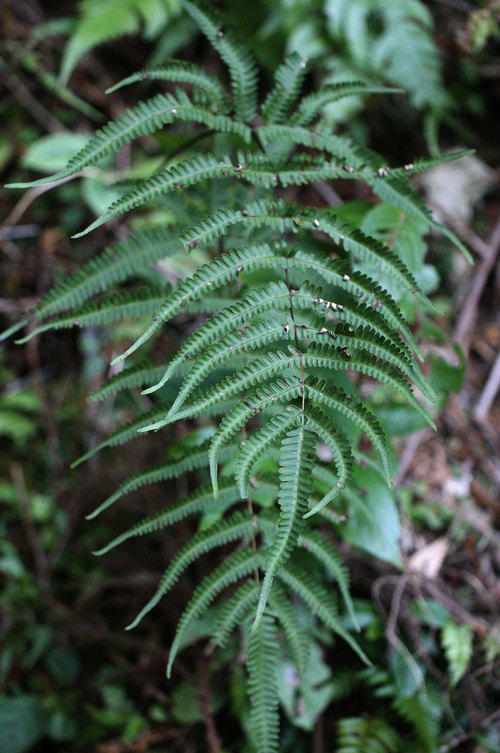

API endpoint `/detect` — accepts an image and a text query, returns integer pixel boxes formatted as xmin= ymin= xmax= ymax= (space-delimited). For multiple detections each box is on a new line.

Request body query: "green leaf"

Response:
xmin=441 ymin=620 xmax=473 ymax=687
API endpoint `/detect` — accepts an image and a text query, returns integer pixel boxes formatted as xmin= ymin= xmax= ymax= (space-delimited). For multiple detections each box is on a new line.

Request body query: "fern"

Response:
xmin=5 ymin=4 xmax=470 ymax=751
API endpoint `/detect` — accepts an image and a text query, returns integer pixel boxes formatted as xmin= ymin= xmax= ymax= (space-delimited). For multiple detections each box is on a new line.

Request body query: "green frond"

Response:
xmin=182 ymin=0 xmax=259 ymax=122
xmin=169 ymin=316 xmax=296 ymax=416
xmin=385 ymin=149 xmax=474 ymax=180
xmin=278 ymin=561 xmax=370 ymax=665
xmin=299 ymin=345 xmax=435 ymax=429
xmin=89 ymin=361 xmax=168 ymax=402
xmin=302 ymin=406 xmax=353 ymax=517
xmin=144 ymin=280 xmax=298 ymax=391
xmin=234 ymin=407 xmax=303 ymax=497
xmin=106 ymin=60 xmax=230 ymax=112
xmin=19 ymin=229 xmax=178 ymax=336
xmin=253 ymin=425 xmax=316 ymax=629
xmin=290 ymin=82 xmax=403 ymax=126
xmin=241 ymin=153 xmax=347 ymax=188
xmin=267 ymin=580 xmax=309 ymax=676
xmin=124 ymin=511 xmax=253 ymax=629
xmin=144 ymin=352 xmax=303 ymax=434
xmin=337 ymin=717 xmax=400 ymax=753
xmin=369 ymin=173 xmax=472 ymax=263
xmin=94 ymin=481 xmax=242 ymax=555
xmin=7 ymin=92 xmax=251 ymax=189
xmin=320 ymin=323 xmax=434 ymax=401
xmin=87 ymin=440 xmax=240 ymax=519
xmin=298 ymin=529 xmax=356 ymax=626
xmin=246 ymin=613 xmax=280 ymax=753
xmin=257 ymin=124 xmax=361 ymax=165
xmin=111 ymin=242 xmax=282 ymax=364
xmin=166 ymin=548 xmax=261 ymax=675
xmin=17 ymin=286 xmax=170 ymax=343
xmin=305 ymin=378 xmax=391 ymax=485
xmin=206 ymin=377 xmax=304 ymax=494
xmin=214 ymin=581 xmax=260 ymax=647
xmin=74 ymin=153 xmax=238 ymax=237
xmin=261 ymin=52 xmax=309 ymax=125
xmin=70 ymin=401 xmax=171 ymax=468
xmin=393 ymin=692 xmax=441 ymax=752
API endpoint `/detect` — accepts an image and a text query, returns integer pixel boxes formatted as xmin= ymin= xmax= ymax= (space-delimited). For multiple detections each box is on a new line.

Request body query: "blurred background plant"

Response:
xmin=1 ymin=0 xmax=500 ymax=751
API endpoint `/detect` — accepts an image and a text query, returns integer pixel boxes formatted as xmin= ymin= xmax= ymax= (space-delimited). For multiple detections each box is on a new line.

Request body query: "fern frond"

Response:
xmin=7 ymin=92 xmax=250 ymax=189
xmin=267 ymin=580 xmax=309 ymax=676
xmin=305 ymin=378 xmax=391 ymax=485
xmin=94 ymin=481 xmax=242 ymax=555
xmin=144 ymin=280 xmax=301 ymax=391
xmin=206 ymin=377 xmax=304 ymax=492
xmin=290 ymin=82 xmax=403 ymax=126
xmin=337 ymin=716 xmax=400 ymax=753
xmin=261 ymin=52 xmax=309 ymax=125
xmin=89 ymin=361 xmax=168 ymax=402
xmin=123 ymin=511 xmax=253 ymax=629
xmin=182 ymin=0 xmax=259 ymax=123
xmin=18 ymin=229 xmax=178 ymax=338
xmin=106 ymin=60 xmax=230 ymax=112
xmin=166 ymin=548 xmax=261 ymax=674
xmin=320 ymin=324 xmax=433 ymax=401
xmin=74 ymin=153 xmax=238 ymax=237
xmin=234 ymin=406 xmax=303 ymax=497
xmin=169 ymin=317 xmax=296 ymax=416
xmin=299 ymin=346 xmax=435 ymax=429
xmin=369 ymin=173 xmax=472 ymax=262
xmin=214 ymin=580 xmax=260 ymax=647
xmin=247 ymin=613 xmax=280 ymax=753
xmin=17 ymin=286 xmax=170 ymax=343
xmin=302 ymin=406 xmax=353 ymax=517
xmin=298 ymin=529 xmax=356 ymax=626
xmin=278 ymin=561 xmax=369 ymax=665
xmin=111 ymin=242 xmax=282 ymax=364
xmin=253 ymin=425 xmax=316 ymax=629
xmin=87 ymin=441 xmax=240 ymax=519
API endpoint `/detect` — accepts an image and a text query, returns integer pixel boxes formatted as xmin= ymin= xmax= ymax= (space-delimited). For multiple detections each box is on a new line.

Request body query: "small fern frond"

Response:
xmin=165 ymin=548 xmax=261 ymax=674
xmin=7 ymin=93 xmax=251 ymax=189
xmin=17 ymin=229 xmax=178 ymax=336
xmin=182 ymin=0 xmax=259 ymax=122
xmin=305 ymin=378 xmax=391 ymax=485
xmin=144 ymin=280 xmax=300 ymax=392
xmin=337 ymin=717 xmax=400 ymax=753
xmin=278 ymin=562 xmax=370 ymax=665
xmin=302 ymin=407 xmax=353 ymax=517
xmin=206 ymin=377 xmax=304 ymax=493
xmin=17 ymin=286 xmax=170 ymax=343
xmin=89 ymin=361 xmax=168 ymax=402
xmin=300 ymin=346 xmax=435 ymax=429
xmin=369 ymin=173 xmax=472 ymax=262
xmin=94 ymin=481 xmax=242 ymax=556
xmin=87 ymin=441 xmax=240 ymax=519
xmin=261 ymin=52 xmax=309 ymax=125
xmin=267 ymin=581 xmax=309 ymax=676
xmin=234 ymin=406 xmax=303 ymax=497
xmin=298 ymin=529 xmax=356 ymax=627
xmin=106 ymin=60 xmax=230 ymax=112
xmin=253 ymin=425 xmax=316 ymax=629
xmin=169 ymin=316 xmax=296 ymax=416
xmin=74 ymin=153 xmax=238 ymax=237
xmin=122 ymin=511 xmax=253 ymax=628
xmin=214 ymin=581 xmax=260 ymax=647
xmin=290 ymin=82 xmax=403 ymax=126
xmin=247 ymin=613 xmax=280 ymax=753
xmin=111 ymin=242 xmax=281 ymax=364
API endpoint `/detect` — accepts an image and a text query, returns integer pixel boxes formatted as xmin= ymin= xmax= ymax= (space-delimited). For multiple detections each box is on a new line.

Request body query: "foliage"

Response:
xmin=2 ymin=2 xmax=480 ymax=752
